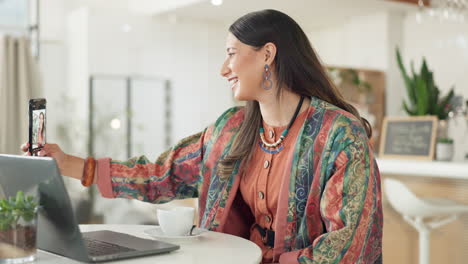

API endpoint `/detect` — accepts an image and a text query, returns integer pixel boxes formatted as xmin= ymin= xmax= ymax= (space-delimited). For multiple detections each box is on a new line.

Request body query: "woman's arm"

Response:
xmin=22 ymin=106 xmax=242 ymax=205
xmin=96 ymin=125 xmax=214 ymax=204
xmin=22 ymin=126 xmax=213 ymax=203
xmin=104 ymin=106 xmax=242 ymax=203
xmin=58 ymin=154 xmax=85 ymax=181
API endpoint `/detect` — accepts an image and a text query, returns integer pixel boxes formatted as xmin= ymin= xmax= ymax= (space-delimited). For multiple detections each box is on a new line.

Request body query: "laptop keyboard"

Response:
xmin=84 ymin=238 xmax=136 ymax=256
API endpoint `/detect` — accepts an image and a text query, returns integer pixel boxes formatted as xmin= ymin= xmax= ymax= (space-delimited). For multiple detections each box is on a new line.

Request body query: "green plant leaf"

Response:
xmin=397 ymin=50 xmax=455 ymax=119
xmin=403 ymin=100 xmax=417 ymax=116
xmin=0 ymin=212 xmax=15 ymax=231
xmin=420 ymin=58 xmax=439 ymax=111
xmin=426 ymin=73 xmax=437 ymax=115
xmin=0 ymin=191 xmax=37 ymax=230
xmin=16 ymin=191 xmax=24 ymax=203
xmin=421 ymin=58 xmax=430 ymax=82
xmin=437 ymin=88 xmax=455 ymax=120
xmin=363 ymin=82 xmax=372 ymax=92
xmin=350 ymin=70 xmax=360 ymax=86
xmin=0 ymin=199 xmax=11 ymax=210
xmin=437 ymin=137 xmax=454 ymax=144
xmin=0 ymin=220 xmax=11 ymax=231
xmin=22 ymin=211 xmax=35 ymax=222
xmin=396 ymin=47 xmax=418 ymax=108
xmin=415 ymin=75 xmax=429 ymax=115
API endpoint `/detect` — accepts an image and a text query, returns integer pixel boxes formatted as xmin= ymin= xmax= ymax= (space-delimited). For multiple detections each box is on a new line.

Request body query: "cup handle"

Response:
xmin=189 ymin=225 xmax=196 ymax=236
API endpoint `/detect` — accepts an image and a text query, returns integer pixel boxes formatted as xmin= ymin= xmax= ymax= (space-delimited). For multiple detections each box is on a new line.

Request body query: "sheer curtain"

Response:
xmin=0 ymin=35 xmax=41 ymax=154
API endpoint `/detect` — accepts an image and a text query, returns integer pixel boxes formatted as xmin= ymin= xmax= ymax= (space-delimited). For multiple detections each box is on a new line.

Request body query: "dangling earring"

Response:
xmin=262 ymin=64 xmax=273 ymax=90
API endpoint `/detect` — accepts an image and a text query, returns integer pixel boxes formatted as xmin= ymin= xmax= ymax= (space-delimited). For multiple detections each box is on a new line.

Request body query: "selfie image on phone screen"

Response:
xmin=29 ymin=98 xmax=46 ymax=155
xmin=32 ymin=109 xmax=46 ymax=149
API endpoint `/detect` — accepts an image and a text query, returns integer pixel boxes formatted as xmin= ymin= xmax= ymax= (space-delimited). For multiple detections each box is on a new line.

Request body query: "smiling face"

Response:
xmin=220 ymin=33 xmax=267 ymax=101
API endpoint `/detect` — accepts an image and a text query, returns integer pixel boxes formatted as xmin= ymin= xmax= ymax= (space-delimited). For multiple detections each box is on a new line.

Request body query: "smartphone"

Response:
xmin=28 ymin=98 xmax=47 ymax=156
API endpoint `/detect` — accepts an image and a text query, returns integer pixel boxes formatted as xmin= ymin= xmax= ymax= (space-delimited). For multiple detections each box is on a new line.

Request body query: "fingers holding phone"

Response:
xmin=20 ymin=142 xmax=49 ymax=157
xmin=41 ymin=144 xmax=66 ymax=161
xmin=21 ymin=142 xmax=31 ymax=156
xmin=21 ymin=141 xmax=67 ymax=167
xmin=25 ymin=98 xmax=72 ymax=176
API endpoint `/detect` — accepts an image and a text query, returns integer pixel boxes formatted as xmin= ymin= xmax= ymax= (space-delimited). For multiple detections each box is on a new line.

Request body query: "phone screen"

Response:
xmin=29 ymin=98 xmax=46 ymax=155
xmin=32 ymin=109 xmax=46 ymax=150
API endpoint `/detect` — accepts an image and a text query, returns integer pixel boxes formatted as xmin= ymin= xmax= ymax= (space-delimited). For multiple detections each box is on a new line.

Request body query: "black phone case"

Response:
xmin=29 ymin=98 xmax=47 ymax=156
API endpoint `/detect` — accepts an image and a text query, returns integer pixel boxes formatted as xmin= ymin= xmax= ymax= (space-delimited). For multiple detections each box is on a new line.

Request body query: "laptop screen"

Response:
xmin=0 ymin=154 xmax=180 ymax=263
xmin=0 ymin=154 xmax=89 ymax=261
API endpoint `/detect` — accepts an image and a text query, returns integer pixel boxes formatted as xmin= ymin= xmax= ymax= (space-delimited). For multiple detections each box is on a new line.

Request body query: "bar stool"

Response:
xmin=384 ymin=178 xmax=468 ymax=264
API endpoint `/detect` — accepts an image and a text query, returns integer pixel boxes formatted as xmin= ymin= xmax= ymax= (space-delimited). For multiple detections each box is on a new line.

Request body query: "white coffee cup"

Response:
xmin=157 ymin=207 xmax=195 ymax=236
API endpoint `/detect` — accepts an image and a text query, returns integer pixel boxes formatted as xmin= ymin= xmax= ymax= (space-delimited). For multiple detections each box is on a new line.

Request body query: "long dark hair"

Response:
xmin=39 ymin=112 xmax=45 ymax=136
xmin=218 ymin=9 xmax=372 ymax=179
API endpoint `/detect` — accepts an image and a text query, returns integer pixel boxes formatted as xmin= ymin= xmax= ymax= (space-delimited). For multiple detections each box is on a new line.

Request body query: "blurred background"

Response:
xmin=1 ymin=0 xmax=468 ymax=263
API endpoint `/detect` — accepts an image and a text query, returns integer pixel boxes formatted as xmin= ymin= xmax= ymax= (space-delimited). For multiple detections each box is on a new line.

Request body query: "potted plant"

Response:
xmin=0 ymin=191 xmax=38 ymax=263
xmin=436 ymin=137 xmax=454 ymax=161
xmin=396 ymin=48 xmax=455 ymax=138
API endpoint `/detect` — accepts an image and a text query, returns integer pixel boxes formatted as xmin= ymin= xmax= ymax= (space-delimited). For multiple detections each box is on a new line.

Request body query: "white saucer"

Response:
xmin=144 ymin=226 xmax=207 ymax=241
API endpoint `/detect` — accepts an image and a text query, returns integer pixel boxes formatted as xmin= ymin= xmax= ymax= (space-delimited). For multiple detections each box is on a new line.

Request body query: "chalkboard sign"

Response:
xmin=379 ymin=116 xmax=438 ymax=160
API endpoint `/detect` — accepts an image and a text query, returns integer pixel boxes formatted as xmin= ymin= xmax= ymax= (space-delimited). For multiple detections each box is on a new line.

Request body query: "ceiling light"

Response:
xmin=110 ymin=118 xmax=121 ymax=130
xmin=211 ymin=0 xmax=223 ymax=6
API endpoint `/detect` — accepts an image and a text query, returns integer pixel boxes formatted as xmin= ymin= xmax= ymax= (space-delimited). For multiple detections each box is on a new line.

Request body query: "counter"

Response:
xmin=377 ymin=158 xmax=468 ymax=179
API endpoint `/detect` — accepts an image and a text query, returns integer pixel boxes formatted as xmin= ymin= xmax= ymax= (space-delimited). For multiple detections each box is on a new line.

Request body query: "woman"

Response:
xmin=37 ymin=112 xmax=45 ymax=147
xmin=24 ymin=9 xmax=382 ymax=264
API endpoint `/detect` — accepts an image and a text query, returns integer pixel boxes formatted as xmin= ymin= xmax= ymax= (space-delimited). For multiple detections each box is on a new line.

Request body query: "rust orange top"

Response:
xmin=240 ymin=109 xmax=309 ymax=264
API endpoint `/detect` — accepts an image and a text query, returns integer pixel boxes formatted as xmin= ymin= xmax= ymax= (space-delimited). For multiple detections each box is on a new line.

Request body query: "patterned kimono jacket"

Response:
xmin=100 ymin=96 xmax=383 ymax=264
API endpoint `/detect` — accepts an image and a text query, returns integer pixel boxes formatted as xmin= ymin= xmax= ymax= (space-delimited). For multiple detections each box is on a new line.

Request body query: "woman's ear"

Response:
xmin=263 ymin=42 xmax=277 ymax=65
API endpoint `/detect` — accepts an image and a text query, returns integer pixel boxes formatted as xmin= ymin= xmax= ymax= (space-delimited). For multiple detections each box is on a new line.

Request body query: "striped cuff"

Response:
xmin=96 ymin=157 xmax=114 ymax=198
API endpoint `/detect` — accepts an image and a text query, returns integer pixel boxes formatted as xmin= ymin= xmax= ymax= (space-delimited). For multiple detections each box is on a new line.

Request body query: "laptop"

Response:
xmin=0 ymin=154 xmax=180 ymax=263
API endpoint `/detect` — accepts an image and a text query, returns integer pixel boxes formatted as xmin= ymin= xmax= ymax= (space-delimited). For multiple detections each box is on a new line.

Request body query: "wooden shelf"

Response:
xmin=377 ymin=158 xmax=468 ymax=179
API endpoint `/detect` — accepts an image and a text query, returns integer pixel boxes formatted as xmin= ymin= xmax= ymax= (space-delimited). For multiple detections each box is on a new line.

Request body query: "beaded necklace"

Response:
xmin=258 ymin=96 xmax=305 ymax=154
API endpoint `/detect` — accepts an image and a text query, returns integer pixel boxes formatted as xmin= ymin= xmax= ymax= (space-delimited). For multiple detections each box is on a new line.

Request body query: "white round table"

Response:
xmin=36 ymin=224 xmax=262 ymax=264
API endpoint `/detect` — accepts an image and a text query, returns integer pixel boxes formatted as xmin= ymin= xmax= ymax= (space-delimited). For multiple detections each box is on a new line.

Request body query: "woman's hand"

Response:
xmin=20 ymin=142 xmax=30 ymax=156
xmin=42 ymin=144 xmax=68 ymax=171
xmin=20 ymin=143 xmax=83 ymax=180
xmin=21 ymin=143 xmax=67 ymax=168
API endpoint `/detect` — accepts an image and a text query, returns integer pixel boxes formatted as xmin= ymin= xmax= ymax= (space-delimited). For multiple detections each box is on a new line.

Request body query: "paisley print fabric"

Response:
xmin=104 ymin=96 xmax=383 ymax=264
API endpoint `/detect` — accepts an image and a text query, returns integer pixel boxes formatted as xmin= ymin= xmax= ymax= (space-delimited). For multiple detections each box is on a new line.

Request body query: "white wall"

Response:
xmin=308 ymin=12 xmax=389 ymax=71
xmin=65 ymin=7 xmax=89 ymax=156
xmin=384 ymin=11 xmax=406 ymax=118
xmin=38 ymin=0 xmax=72 ymax=150
xmin=403 ymin=12 xmax=468 ymax=99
